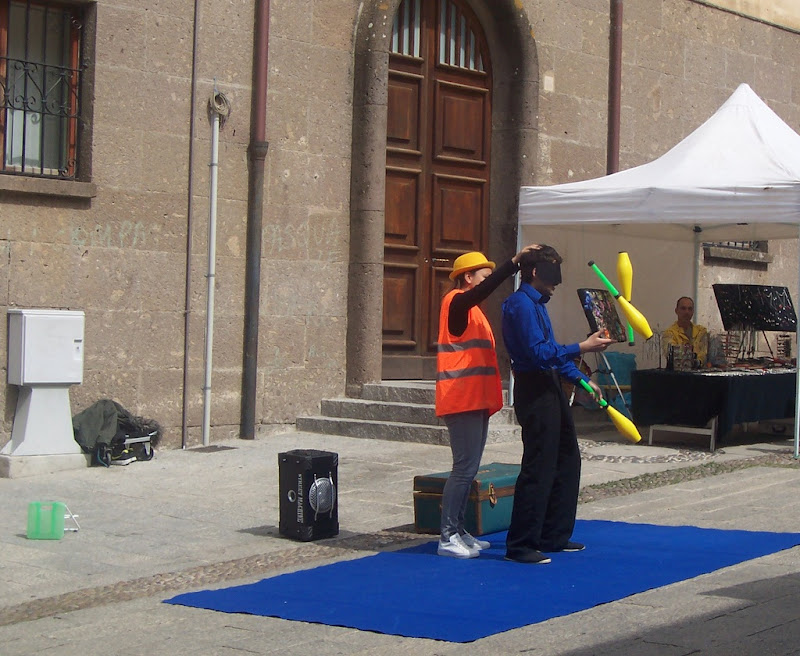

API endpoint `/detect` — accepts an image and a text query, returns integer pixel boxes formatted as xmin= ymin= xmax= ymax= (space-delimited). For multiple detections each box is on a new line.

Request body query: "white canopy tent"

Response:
xmin=517 ymin=83 xmax=800 ymax=456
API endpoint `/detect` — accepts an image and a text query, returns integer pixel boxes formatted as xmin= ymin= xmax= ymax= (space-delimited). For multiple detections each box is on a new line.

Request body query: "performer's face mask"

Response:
xmin=535 ymin=260 xmax=562 ymax=286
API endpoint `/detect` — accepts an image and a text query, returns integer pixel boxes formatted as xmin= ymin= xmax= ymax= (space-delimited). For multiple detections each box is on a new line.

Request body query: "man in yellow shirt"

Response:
xmin=663 ymin=296 xmax=708 ymax=367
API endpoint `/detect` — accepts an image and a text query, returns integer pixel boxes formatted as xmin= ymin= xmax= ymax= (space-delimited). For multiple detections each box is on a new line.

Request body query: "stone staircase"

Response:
xmin=296 ymin=381 xmax=521 ymax=445
xmin=296 ymin=380 xmax=614 ymax=445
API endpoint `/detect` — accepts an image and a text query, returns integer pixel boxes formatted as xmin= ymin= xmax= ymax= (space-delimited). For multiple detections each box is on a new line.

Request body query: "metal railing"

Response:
xmin=1 ymin=55 xmax=81 ymax=178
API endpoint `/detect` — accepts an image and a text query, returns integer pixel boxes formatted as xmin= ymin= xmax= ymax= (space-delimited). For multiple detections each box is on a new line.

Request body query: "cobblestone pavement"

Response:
xmin=1 ymin=426 xmax=798 ymax=655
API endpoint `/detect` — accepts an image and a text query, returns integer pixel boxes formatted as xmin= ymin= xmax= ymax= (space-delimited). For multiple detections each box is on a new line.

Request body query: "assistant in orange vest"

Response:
xmin=433 ymin=245 xmax=541 ymax=560
xmin=436 ymin=288 xmax=503 ymax=417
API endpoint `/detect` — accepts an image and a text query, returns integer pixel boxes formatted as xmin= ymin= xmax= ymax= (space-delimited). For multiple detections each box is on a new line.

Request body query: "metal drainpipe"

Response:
xmin=607 ymin=0 xmax=623 ymax=175
xmin=241 ymin=0 xmax=270 ymax=439
xmin=181 ymin=0 xmax=202 ymax=449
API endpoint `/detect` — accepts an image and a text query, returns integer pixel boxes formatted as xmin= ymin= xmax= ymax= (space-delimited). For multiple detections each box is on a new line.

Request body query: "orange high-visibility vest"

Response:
xmin=435 ymin=289 xmax=503 ymax=417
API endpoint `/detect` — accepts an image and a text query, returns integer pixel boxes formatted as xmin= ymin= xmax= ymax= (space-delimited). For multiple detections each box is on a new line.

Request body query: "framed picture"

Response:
xmin=577 ymin=288 xmax=627 ymax=342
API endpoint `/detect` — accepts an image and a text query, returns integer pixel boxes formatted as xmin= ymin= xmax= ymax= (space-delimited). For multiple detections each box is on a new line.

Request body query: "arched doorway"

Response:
xmin=382 ymin=0 xmax=493 ymax=379
xmin=346 ymin=0 xmax=538 ymax=396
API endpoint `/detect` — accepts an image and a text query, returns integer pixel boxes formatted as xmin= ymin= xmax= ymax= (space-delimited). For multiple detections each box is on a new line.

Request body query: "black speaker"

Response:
xmin=278 ymin=449 xmax=339 ymax=541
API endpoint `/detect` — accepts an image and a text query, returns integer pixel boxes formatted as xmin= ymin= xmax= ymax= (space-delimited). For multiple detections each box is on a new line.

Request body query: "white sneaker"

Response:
xmin=460 ymin=531 xmax=491 ymax=550
xmin=437 ymin=533 xmax=479 ymax=558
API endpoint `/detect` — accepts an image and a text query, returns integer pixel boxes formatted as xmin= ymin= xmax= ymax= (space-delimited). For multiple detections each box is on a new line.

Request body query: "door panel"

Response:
xmin=435 ymin=81 xmax=488 ymax=163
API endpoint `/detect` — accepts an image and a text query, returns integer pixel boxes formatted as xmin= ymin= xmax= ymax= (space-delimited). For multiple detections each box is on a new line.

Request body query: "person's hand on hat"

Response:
xmin=512 ymin=243 xmax=542 ymax=265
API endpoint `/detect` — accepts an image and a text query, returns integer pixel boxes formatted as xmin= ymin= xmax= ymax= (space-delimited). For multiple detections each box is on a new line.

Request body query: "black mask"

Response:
xmin=536 ymin=260 xmax=562 ymax=285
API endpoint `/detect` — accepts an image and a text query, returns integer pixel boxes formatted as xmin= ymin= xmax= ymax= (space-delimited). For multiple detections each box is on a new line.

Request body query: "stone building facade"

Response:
xmin=1 ymin=0 xmax=799 ymax=450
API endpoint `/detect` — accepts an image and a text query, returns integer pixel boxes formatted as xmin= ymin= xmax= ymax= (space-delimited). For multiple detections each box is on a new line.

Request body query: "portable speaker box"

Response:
xmin=413 ymin=462 xmax=519 ymax=536
xmin=278 ymin=449 xmax=339 ymax=542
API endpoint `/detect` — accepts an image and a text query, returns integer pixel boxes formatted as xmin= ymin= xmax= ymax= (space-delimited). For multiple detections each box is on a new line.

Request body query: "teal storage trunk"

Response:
xmin=413 ymin=462 xmax=519 ymax=536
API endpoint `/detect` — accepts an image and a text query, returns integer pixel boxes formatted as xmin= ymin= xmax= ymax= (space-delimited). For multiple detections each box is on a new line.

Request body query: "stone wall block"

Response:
xmin=663 ymin=1 xmax=739 ymax=50
xmin=207 ymin=254 xmax=247 ymax=317
xmin=308 ymin=208 xmax=349 ymax=263
xmin=0 ymin=241 xmax=9 ymax=306
xmin=259 ymin=366 xmax=344 ymax=423
xmin=196 ymin=23 xmax=255 ymax=87
xmin=724 ymin=50 xmax=758 ymax=90
xmin=95 ymin=5 xmax=148 ymax=72
xmin=212 ymin=198 xmax=248 ymax=259
xmin=628 ymin=27 xmax=683 ymax=77
xmin=266 ymin=89 xmax=310 ymax=153
xmin=308 ymin=96 xmax=354 ymax=158
xmin=262 ymin=204 xmax=311 ymax=260
xmin=91 ymin=124 xmax=144 ymax=191
xmin=84 ymin=309 xmax=185 ymax=371
xmin=308 ymin=154 xmax=352 ymax=211
xmin=145 ymin=13 xmax=194 ymax=78
xmin=266 ymin=148 xmax=313 ymax=208
xmin=9 ymin=243 xmax=131 ymax=311
xmin=202 ymin=0 xmax=254 ymax=33
xmin=258 ymin=315 xmax=306 ymax=369
xmin=533 ymin=0 xmax=584 ymax=49
xmin=754 ymin=58 xmax=793 ymax=106
xmin=129 ymin=366 xmax=187 ymax=428
xmin=305 ymin=315 xmax=346 ymax=370
xmin=270 ymin=0 xmax=313 ymax=41
xmin=684 ymin=40 xmax=728 ymax=89
xmin=90 ymin=191 xmax=189 ymax=254
xmin=576 ymin=6 xmax=609 ymax=58
xmin=547 ymin=138 xmax=605 ymax=185
xmin=311 ymin=0 xmax=357 ymax=49
xmin=621 ymin=0 xmax=663 ymax=30
xmin=268 ymin=39 xmax=353 ymax=107
xmin=73 ymin=368 xmax=142 ymax=421
xmin=555 ymin=48 xmax=608 ymax=102
xmin=213 ymin=145 xmax=251 ymax=203
xmin=141 ymin=132 xmax=191 ymax=195
xmin=261 ymin=260 xmax=347 ymax=318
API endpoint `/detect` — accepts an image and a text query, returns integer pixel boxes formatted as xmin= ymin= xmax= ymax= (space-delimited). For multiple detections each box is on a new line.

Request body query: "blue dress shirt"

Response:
xmin=502 ymin=283 xmax=587 ymax=383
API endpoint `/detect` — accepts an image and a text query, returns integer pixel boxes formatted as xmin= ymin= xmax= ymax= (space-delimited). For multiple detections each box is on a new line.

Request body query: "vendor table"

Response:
xmin=631 ymin=367 xmax=796 ymax=450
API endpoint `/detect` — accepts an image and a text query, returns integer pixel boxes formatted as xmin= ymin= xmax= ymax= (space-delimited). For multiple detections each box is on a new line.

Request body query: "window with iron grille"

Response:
xmin=704 ymin=241 xmax=767 ymax=252
xmin=0 ymin=0 xmax=83 ymax=179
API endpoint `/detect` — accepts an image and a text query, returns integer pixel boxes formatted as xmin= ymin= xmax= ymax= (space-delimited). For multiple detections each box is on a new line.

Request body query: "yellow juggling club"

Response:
xmin=578 ymin=379 xmax=641 ymax=443
xmin=588 ymin=261 xmax=653 ymax=340
xmin=616 ymin=251 xmax=635 ymax=345
xmin=616 ymin=251 xmax=632 ymax=300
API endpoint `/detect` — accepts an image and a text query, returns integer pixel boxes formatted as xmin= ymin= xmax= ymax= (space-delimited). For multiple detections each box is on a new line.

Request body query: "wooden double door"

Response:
xmin=382 ymin=0 xmax=493 ymax=379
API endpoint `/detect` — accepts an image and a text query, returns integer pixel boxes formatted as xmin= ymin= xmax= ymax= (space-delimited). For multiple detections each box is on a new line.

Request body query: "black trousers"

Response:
xmin=506 ymin=369 xmax=581 ymax=556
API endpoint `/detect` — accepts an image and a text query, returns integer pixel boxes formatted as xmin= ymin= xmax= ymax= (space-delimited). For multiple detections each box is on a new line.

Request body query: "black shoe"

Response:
xmin=561 ymin=541 xmax=585 ymax=552
xmin=504 ymin=551 xmax=551 ymax=564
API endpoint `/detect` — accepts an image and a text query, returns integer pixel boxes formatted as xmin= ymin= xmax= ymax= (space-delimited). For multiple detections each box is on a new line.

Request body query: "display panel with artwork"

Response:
xmin=577 ymin=288 xmax=627 ymax=342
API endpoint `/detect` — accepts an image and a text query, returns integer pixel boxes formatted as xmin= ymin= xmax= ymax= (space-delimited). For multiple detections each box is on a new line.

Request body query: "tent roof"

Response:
xmin=518 ymin=84 xmax=800 ymax=240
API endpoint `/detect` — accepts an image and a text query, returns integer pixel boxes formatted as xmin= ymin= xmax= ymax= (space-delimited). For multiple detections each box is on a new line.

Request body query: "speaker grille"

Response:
xmin=309 ymin=473 xmax=336 ymax=518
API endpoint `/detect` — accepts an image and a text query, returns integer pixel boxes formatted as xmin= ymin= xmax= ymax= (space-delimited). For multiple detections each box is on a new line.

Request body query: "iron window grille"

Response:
xmin=703 ymin=241 xmax=767 ymax=252
xmin=0 ymin=0 xmax=83 ymax=179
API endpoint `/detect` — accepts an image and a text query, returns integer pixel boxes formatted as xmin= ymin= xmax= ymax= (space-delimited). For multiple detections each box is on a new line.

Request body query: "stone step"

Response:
xmin=360 ymin=381 xmax=511 ymax=406
xmin=295 ymin=415 xmax=521 ymax=445
xmin=320 ymin=398 xmax=517 ymax=426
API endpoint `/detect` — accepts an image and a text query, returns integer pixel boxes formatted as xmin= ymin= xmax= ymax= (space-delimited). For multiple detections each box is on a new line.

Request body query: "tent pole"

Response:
xmin=509 ymin=227 xmax=523 ymax=405
xmin=693 ymin=226 xmax=701 ymax=317
xmin=795 ymin=225 xmax=800 ymax=459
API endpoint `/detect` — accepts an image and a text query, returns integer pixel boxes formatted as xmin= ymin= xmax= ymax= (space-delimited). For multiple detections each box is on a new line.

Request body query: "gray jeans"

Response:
xmin=440 ymin=409 xmax=489 ymax=539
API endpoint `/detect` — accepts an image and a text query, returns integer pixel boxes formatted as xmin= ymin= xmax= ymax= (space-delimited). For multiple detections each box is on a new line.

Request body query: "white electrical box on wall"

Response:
xmin=7 ymin=309 xmax=85 ymax=386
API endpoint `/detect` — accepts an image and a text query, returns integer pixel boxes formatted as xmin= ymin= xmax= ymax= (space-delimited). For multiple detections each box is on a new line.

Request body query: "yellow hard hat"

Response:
xmin=449 ymin=252 xmax=495 ymax=280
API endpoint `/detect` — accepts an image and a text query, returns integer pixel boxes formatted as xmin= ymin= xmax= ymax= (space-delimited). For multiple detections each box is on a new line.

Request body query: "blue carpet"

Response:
xmin=164 ymin=520 xmax=800 ymax=642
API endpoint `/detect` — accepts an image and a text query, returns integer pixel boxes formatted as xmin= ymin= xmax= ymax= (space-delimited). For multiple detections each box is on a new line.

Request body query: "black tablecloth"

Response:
xmin=631 ymin=369 xmax=797 ymax=439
